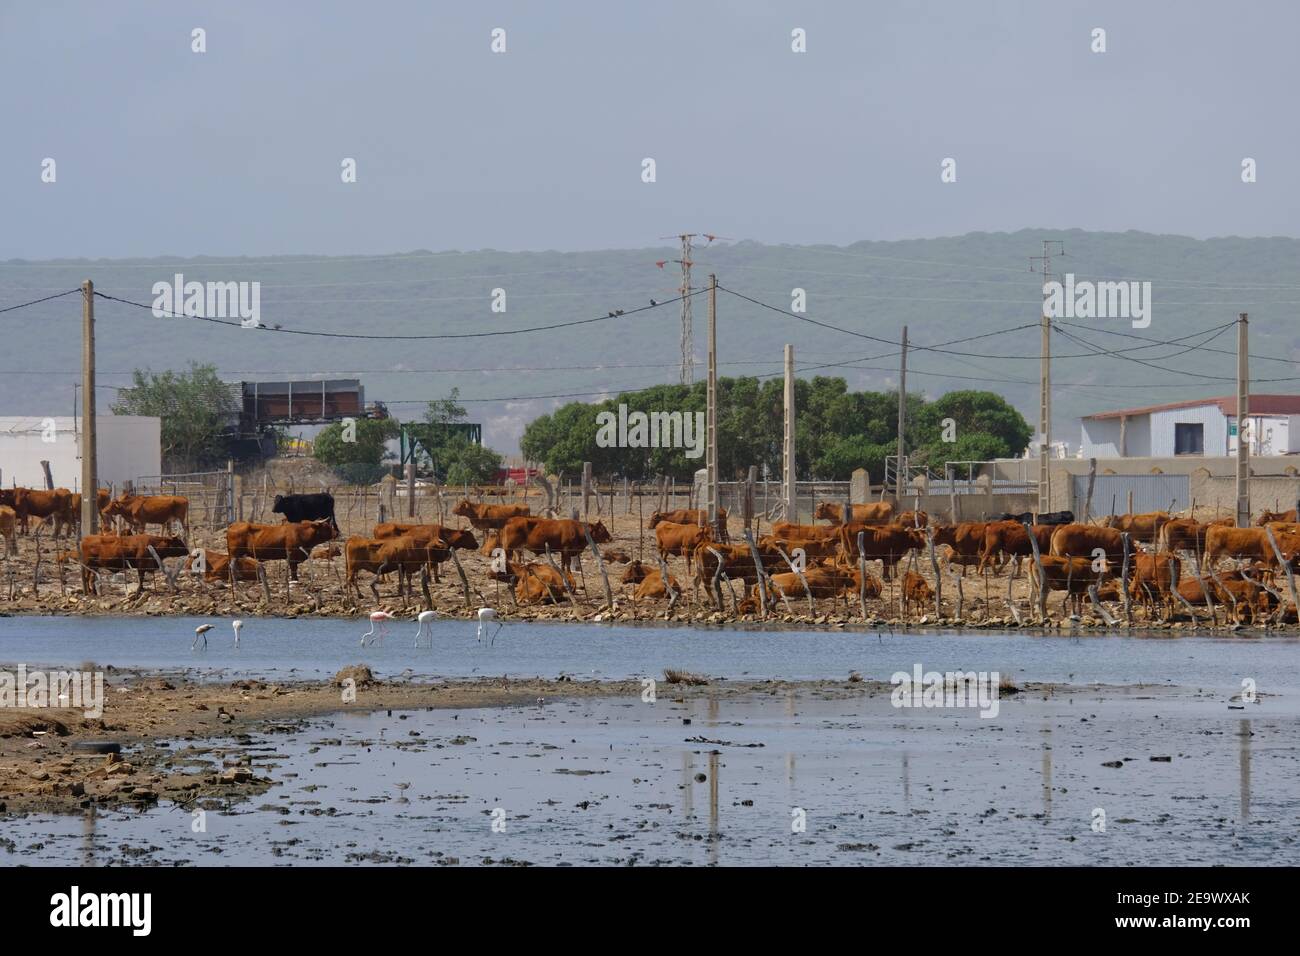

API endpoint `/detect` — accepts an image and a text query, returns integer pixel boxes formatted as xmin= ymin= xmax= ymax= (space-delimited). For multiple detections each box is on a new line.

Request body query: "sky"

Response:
xmin=3 ymin=0 xmax=1297 ymax=260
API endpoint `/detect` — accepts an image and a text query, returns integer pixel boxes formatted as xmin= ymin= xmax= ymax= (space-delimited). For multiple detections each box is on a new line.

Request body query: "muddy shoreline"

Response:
xmin=0 ymin=668 xmax=1205 ymax=819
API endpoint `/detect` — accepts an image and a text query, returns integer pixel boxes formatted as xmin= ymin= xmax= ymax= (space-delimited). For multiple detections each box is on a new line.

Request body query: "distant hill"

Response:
xmin=3 ymin=228 xmax=1297 ymax=456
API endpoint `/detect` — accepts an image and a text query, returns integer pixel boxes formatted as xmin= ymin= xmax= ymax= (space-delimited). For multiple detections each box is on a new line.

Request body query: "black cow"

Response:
xmin=995 ymin=510 xmax=1074 ymax=526
xmin=1037 ymin=510 xmax=1075 ymax=526
xmin=272 ymin=493 xmax=339 ymax=532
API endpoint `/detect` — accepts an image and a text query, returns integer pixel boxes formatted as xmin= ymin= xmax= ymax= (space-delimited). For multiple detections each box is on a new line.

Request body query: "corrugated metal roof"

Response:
xmin=1084 ymin=394 xmax=1300 ymax=420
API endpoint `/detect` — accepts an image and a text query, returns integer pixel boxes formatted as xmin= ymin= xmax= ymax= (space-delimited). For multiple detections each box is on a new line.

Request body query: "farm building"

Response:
xmin=1079 ymin=395 xmax=1300 ymax=458
xmin=0 ymin=415 xmax=161 ymax=490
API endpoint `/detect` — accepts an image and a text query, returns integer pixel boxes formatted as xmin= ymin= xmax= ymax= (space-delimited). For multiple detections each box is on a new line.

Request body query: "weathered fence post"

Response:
xmin=1120 ymin=531 xmax=1132 ymax=627
xmin=583 ymin=524 xmax=614 ymax=611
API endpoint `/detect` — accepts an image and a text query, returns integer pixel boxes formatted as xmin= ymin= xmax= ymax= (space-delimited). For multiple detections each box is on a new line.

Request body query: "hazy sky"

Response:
xmin=3 ymin=0 xmax=1297 ymax=260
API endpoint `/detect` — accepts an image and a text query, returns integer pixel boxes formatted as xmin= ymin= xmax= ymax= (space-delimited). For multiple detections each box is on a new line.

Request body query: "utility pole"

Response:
xmin=896 ymin=325 xmax=908 ymax=503
xmin=677 ymin=234 xmax=694 ymax=385
xmin=705 ymin=274 xmax=719 ymax=537
xmin=1030 ymin=240 xmax=1064 ymax=515
xmin=1236 ymin=312 xmax=1250 ymax=527
xmin=782 ymin=344 xmax=796 ymax=522
xmin=80 ymin=279 xmax=98 ymax=534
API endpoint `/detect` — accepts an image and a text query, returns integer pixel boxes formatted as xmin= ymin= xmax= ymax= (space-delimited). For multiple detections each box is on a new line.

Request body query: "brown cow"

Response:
xmin=373 ymin=522 xmax=476 ymax=579
xmin=770 ymin=521 xmax=839 ymax=542
xmin=345 ymin=535 xmax=451 ymax=598
xmin=1103 ymin=511 xmax=1172 ymax=543
xmin=693 ymin=541 xmax=784 ymax=602
xmin=499 ymin=517 xmax=612 ymax=570
xmin=184 ymin=549 xmax=261 ymax=583
xmin=1256 ymin=509 xmax=1298 ymax=525
xmin=602 ymin=548 xmax=631 ymax=564
xmin=654 ymin=521 xmax=712 ymax=572
xmin=13 ymin=488 xmax=74 ymax=536
xmin=759 ymin=534 xmax=841 ymax=562
xmin=814 ymin=501 xmax=895 ymax=526
xmin=227 ymin=519 xmax=335 ymax=581
xmin=492 ymin=561 xmax=575 ymax=605
xmin=1129 ymin=552 xmax=1182 ymax=620
xmin=75 ymin=533 xmax=189 ymax=594
xmin=979 ymin=522 xmax=1056 ymax=574
xmin=634 ymin=570 xmax=680 ymax=602
xmin=0 ymin=505 xmax=15 ymax=555
xmin=452 ymin=499 xmax=531 ymax=530
xmin=931 ymin=522 xmax=987 ymax=576
xmin=901 ymin=570 xmax=935 ymax=616
xmin=1158 ymin=517 xmax=1232 ymax=554
xmin=895 ymin=510 xmax=928 ymax=528
xmin=648 ymin=508 xmax=727 ymax=528
xmin=1033 ymin=555 xmax=1105 ymax=616
xmin=838 ymin=524 xmax=926 ymax=580
xmin=63 ymin=489 xmax=114 ymax=537
xmin=1049 ymin=524 xmax=1127 ymax=563
xmin=106 ymin=493 xmax=189 ymax=536
xmin=373 ymin=522 xmax=477 ymax=550
xmin=1204 ymin=525 xmax=1282 ymax=568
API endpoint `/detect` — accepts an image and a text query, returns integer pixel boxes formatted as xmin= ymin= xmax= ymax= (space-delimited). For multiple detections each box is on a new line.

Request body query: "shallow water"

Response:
xmin=4 ymin=615 xmax=1297 ymax=866
xmin=4 ymin=688 xmax=1296 ymax=866
xmin=3 ymin=615 xmax=1300 ymax=691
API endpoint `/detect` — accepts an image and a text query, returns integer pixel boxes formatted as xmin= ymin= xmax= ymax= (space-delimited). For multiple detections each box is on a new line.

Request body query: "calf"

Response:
xmin=901 ymin=570 xmax=934 ymax=616
xmin=184 ymin=549 xmax=261 ymax=583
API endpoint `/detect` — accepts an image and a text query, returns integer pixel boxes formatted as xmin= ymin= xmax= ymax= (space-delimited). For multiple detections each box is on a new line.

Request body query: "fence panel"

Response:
xmin=1073 ymin=473 xmax=1190 ymax=519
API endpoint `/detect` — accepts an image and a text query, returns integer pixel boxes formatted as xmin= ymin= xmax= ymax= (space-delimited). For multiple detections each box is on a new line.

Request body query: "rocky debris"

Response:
xmin=333 ymin=665 xmax=376 ymax=688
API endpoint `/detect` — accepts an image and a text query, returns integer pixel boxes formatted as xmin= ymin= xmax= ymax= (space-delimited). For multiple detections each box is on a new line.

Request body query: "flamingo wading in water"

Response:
xmin=361 ymin=610 xmax=394 ymax=646
xmin=476 ymin=607 xmax=502 ymax=645
xmin=192 ymin=623 xmax=213 ymax=649
xmin=232 ymin=619 xmax=243 ymax=647
xmin=414 ymin=610 xmax=437 ymax=647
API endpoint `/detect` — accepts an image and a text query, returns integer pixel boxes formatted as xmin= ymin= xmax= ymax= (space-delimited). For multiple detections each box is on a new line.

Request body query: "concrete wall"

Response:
xmin=0 ymin=416 xmax=161 ymax=490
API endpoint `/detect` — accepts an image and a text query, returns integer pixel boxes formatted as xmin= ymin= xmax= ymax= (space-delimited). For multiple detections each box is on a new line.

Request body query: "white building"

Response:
xmin=1079 ymin=395 xmax=1300 ymax=458
xmin=0 ymin=416 xmax=161 ymax=490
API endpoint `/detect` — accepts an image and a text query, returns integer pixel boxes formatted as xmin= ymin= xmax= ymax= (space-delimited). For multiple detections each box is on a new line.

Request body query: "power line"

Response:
xmin=91 ymin=289 xmax=702 ymax=340
xmin=0 ymin=288 xmax=81 ymax=314
xmin=1052 ymin=323 xmax=1237 ymax=381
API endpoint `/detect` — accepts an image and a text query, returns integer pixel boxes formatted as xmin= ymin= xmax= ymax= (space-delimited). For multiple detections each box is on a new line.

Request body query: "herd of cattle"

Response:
xmin=5 ymin=482 xmax=1300 ymax=623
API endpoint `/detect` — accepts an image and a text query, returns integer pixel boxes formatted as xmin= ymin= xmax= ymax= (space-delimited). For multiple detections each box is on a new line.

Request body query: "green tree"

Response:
xmin=111 ymin=362 xmax=237 ymax=471
xmin=314 ymin=417 xmax=399 ymax=483
xmin=440 ymin=436 xmax=504 ymax=485
xmin=519 ymin=378 xmax=1031 ymax=481
xmin=911 ymin=390 xmax=1033 ymax=468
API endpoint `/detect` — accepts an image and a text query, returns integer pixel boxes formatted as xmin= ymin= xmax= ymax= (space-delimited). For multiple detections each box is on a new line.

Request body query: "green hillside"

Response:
xmin=2 ymin=229 xmax=1297 ymax=456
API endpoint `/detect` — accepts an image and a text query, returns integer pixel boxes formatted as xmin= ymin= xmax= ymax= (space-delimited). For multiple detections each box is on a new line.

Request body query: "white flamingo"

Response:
xmin=476 ymin=607 xmax=502 ymax=645
xmin=414 ymin=610 xmax=437 ymax=647
xmin=232 ymin=619 xmax=244 ymax=647
xmin=361 ymin=610 xmax=394 ymax=646
xmin=192 ymin=623 xmax=213 ymax=649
